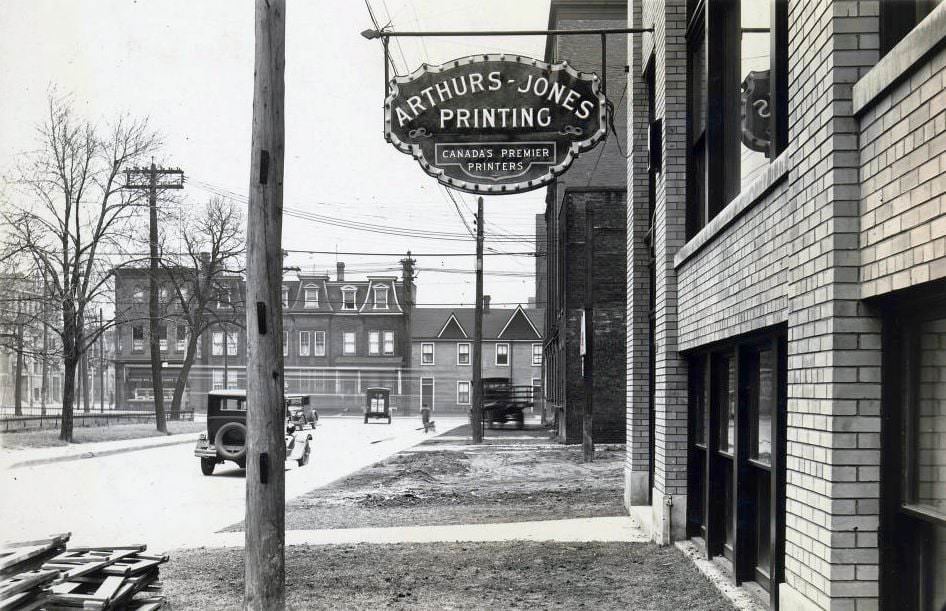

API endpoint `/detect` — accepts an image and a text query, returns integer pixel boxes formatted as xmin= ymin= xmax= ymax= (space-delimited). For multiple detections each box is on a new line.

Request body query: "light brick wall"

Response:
xmin=858 ymin=34 xmax=946 ymax=298
xmin=625 ymin=0 xmax=653 ymax=505
xmin=640 ymin=0 xmax=689 ymax=538
xmin=783 ymin=1 xmax=882 ymax=608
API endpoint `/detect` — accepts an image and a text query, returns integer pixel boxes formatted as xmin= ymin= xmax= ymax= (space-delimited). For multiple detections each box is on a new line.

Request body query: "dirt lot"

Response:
xmin=226 ymin=425 xmax=626 ymax=531
xmin=0 ymin=421 xmax=203 ymax=450
xmin=163 ymin=541 xmax=733 ymax=610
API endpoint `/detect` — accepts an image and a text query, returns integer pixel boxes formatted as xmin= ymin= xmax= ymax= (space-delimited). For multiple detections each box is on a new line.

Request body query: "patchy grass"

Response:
xmin=225 ymin=434 xmax=626 ymax=532
xmin=0 ymin=421 xmax=203 ymax=450
xmin=164 ymin=541 xmax=733 ymax=610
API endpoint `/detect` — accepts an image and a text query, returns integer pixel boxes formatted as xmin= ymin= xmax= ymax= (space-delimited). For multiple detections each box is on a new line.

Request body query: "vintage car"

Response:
xmin=287 ymin=394 xmax=318 ymax=430
xmin=364 ymin=387 xmax=392 ymax=424
xmin=194 ymin=389 xmax=313 ymax=475
xmin=482 ymin=377 xmax=531 ymax=429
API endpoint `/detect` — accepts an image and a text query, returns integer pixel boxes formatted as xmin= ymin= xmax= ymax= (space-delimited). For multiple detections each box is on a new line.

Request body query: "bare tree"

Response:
xmin=161 ymin=196 xmax=245 ymax=418
xmin=0 ymin=93 xmax=159 ymax=441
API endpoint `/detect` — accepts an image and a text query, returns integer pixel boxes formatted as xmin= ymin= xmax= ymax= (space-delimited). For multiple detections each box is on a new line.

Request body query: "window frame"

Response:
xmin=457 ymin=342 xmax=471 ymax=366
xmin=421 ymin=342 xmax=435 ymax=365
xmin=685 ymin=0 xmax=788 ymax=239
xmin=495 ymin=343 xmax=510 ymax=367
xmin=313 ymin=330 xmax=326 ymax=356
xmin=176 ymin=324 xmax=187 ymax=352
xmin=532 ymin=343 xmax=543 ymax=366
xmin=283 ymin=331 xmax=288 ymax=357
xmin=368 ymin=330 xmax=380 ymax=355
xmin=374 ymin=286 xmax=389 ymax=309
xmin=303 ymin=286 xmax=319 ymax=308
xmin=343 ymin=331 xmax=356 ymax=355
xmin=299 ymin=330 xmax=311 ymax=357
xmin=383 ymin=330 xmax=395 ymax=355
xmin=132 ymin=325 xmax=144 ymax=353
xmin=342 ymin=286 xmax=357 ymax=311
xmin=457 ymin=380 xmax=471 ymax=405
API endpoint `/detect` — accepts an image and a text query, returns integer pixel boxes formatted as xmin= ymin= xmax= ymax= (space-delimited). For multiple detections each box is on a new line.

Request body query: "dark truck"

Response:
xmin=481 ymin=377 xmax=534 ymax=429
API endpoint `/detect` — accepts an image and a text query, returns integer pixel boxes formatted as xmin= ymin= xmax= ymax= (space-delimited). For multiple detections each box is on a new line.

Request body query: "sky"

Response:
xmin=0 ymin=0 xmax=552 ymax=310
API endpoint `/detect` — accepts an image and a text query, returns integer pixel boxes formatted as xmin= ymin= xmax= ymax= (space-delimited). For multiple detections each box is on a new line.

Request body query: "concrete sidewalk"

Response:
xmin=0 ymin=431 xmax=199 ymax=470
xmin=180 ymin=516 xmax=649 ymax=549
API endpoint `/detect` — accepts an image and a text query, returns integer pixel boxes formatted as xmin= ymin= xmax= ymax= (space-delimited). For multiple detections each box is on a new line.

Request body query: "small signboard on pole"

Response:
xmin=384 ymin=54 xmax=608 ymax=195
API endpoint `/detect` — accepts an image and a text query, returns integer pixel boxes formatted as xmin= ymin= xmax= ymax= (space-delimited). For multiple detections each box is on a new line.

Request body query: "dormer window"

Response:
xmin=304 ymin=286 xmax=319 ymax=308
xmin=374 ymin=286 xmax=389 ymax=309
xmin=282 ymin=286 xmax=290 ymax=307
xmin=217 ymin=289 xmax=231 ymax=310
xmin=132 ymin=286 xmax=144 ymax=303
xmin=342 ymin=286 xmax=356 ymax=311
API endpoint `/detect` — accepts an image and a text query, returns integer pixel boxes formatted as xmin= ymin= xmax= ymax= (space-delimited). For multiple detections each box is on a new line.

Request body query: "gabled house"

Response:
xmin=410 ymin=303 xmax=544 ymax=414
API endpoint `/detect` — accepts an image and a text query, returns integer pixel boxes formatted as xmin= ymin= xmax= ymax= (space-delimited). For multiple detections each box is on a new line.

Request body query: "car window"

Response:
xmin=219 ymin=398 xmax=246 ymax=411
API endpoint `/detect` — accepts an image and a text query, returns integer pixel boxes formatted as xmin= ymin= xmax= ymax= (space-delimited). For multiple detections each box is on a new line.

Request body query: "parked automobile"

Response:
xmin=286 ymin=394 xmax=318 ymax=430
xmin=364 ymin=387 xmax=392 ymax=424
xmin=482 ymin=377 xmax=532 ymax=429
xmin=194 ymin=390 xmax=313 ymax=475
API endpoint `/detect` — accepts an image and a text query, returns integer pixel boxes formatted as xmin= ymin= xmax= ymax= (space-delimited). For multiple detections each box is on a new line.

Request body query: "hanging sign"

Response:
xmin=741 ymin=69 xmax=771 ymax=156
xmin=385 ymin=54 xmax=608 ymax=195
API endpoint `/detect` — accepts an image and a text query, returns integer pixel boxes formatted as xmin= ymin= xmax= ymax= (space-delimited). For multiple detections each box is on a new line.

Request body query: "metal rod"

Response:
xmin=363 ymin=27 xmax=652 ymax=39
xmin=600 ymin=32 xmax=607 ymax=96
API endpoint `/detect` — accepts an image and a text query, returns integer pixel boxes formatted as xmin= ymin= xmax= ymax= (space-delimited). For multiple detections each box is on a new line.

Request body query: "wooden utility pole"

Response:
xmin=244 ymin=0 xmax=286 ymax=608
xmin=13 ymin=320 xmax=23 ymax=417
xmin=124 ymin=163 xmax=184 ymax=432
xmin=222 ymin=323 xmax=229 ymax=389
xmin=399 ymin=252 xmax=416 ymax=415
xmin=471 ymin=197 xmax=484 ymax=444
xmin=583 ymin=204 xmax=595 ymax=462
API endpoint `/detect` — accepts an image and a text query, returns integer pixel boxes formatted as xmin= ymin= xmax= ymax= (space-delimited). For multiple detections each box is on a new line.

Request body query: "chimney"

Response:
xmin=483 ymin=295 xmax=491 ymax=312
xmin=336 ymin=262 xmax=345 ymax=282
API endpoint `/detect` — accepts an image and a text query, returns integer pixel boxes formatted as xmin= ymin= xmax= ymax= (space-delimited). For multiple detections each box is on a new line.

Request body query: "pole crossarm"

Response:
xmin=361 ymin=27 xmax=653 ymax=39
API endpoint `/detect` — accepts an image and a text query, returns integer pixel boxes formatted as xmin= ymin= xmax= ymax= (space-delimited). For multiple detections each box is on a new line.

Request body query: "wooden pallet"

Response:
xmin=0 ymin=533 xmax=71 ymax=577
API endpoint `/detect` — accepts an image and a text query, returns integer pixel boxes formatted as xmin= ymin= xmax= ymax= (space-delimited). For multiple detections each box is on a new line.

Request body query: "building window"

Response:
xmin=532 ymin=343 xmax=542 ymax=366
xmin=369 ymin=331 xmax=380 ymax=355
xmin=176 ymin=325 xmax=187 ymax=352
xmin=132 ymin=326 xmax=144 ymax=352
xmin=883 ymin=299 xmax=946 ymax=610
xmin=299 ymin=331 xmax=311 ymax=357
xmin=303 ymin=286 xmax=319 ymax=308
xmin=686 ymin=0 xmax=788 ymax=238
xmin=212 ymin=331 xmax=224 ymax=356
xmin=281 ymin=286 xmax=290 ymax=307
xmin=457 ymin=342 xmax=471 ymax=365
xmin=343 ymin=332 xmax=356 ymax=355
xmin=226 ymin=331 xmax=238 ymax=355
xmin=383 ymin=331 xmax=395 ymax=355
xmin=496 ymin=343 xmax=509 ymax=366
xmin=314 ymin=331 xmax=326 ymax=356
xmin=421 ymin=342 xmax=434 ymax=365
xmin=195 ymin=332 xmax=202 ymax=358
xmin=686 ymin=333 xmax=786 ymax=605
xmin=158 ymin=325 xmax=167 ymax=352
xmin=217 ymin=289 xmax=231 ymax=310
xmin=283 ymin=331 xmax=288 ymax=357
xmin=880 ymin=0 xmax=945 ymax=56
xmin=457 ymin=381 xmax=471 ymax=405
xmin=342 ymin=287 xmax=356 ymax=311
xmin=132 ymin=286 xmax=144 ymax=303
xmin=212 ymin=369 xmax=224 ymax=390
xmin=374 ymin=286 xmax=388 ymax=309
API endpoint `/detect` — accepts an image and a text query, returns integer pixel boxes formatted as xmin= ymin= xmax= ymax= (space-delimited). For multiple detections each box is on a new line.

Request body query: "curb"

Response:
xmin=6 ymin=436 xmax=198 ymax=470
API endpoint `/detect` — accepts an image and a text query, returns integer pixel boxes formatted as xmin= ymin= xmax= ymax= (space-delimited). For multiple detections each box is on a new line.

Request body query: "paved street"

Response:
xmin=0 ymin=416 xmax=465 ymax=550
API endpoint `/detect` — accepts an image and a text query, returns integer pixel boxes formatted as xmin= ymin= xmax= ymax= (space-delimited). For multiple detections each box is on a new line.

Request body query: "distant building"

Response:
xmin=112 ymin=260 xmax=415 ymax=412
xmin=541 ymin=0 xmax=628 ymax=444
xmin=410 ymin=304 xmax=544 ymax=414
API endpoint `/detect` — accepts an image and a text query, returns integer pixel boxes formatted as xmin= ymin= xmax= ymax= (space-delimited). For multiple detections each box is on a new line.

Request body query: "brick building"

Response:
xmin=624 ymin=0 xmax=946 ymax=609
xmin=410 ymin=305 xmax=544 ymax=414
xmin=542 ymin=0 xmax=628 ymax=444
xmin=113 ymin=261 xmax=416 ymax=412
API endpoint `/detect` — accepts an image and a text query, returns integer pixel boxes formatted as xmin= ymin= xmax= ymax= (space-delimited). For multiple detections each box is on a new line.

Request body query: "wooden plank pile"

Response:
xmin=0 ymin=534 xmax=169 ymax=610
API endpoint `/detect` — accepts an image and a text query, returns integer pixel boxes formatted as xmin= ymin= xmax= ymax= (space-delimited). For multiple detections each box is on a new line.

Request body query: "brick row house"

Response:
xmin=624 ymin=0 xmax=946 ymax=609
xmin=410 ymin=305 xmax=544 ymax=414
xmin=112 ymin=261 xmax=415 ymax=412
xmin=541 ymin=0 xmax=629 ymax=444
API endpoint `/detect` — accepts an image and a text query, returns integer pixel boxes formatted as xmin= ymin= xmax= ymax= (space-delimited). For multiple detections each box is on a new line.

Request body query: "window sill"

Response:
xmin=852 ymin=1 xmax=946 ymax=116
xmin=674 ymin=149 xmax=791 ymax=269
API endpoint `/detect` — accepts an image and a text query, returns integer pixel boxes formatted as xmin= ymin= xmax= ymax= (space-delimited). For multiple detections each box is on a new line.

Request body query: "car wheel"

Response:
xmin=200 ymin=458 xmax=216 ymax=476
xmin=215 ymin=422 xmax=248 ymax=461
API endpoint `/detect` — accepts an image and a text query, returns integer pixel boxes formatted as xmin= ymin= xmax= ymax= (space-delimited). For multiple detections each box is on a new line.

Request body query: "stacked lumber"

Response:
xmin=0 ymin=535 xmax=169 ymax=610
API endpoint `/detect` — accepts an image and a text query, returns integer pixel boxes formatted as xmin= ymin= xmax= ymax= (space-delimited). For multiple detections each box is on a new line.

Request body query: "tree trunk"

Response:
xmin=169 ymin=334 xmax=199 ymax=419
xmin=13 ymin=327 xmax=23 ymax=416
xmin=60 ymin=356 xmax=77 ymax=442
xmin=41 ymin=301 xmax=48 ymax=416
xmin=81 ymin=348 xmax=91 ymax=413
